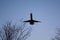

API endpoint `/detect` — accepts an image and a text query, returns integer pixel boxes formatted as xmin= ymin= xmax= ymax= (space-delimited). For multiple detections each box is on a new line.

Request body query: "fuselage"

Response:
xmin=29 ymin=13 xmax=34 ymax=25
xmin=30 ymin=20 xmax=34 ymax=25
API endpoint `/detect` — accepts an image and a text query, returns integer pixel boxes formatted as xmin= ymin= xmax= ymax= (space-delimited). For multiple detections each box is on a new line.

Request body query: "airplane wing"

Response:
xmin=23 ymin=20 xmax=31 ymax=22
xmin=33 ymin=20 xmax=41 ymax=22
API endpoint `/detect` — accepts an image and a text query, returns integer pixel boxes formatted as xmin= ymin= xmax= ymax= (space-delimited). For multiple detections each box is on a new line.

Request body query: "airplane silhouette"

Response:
xmin=24 ymin=13 xmax=41 ymax=25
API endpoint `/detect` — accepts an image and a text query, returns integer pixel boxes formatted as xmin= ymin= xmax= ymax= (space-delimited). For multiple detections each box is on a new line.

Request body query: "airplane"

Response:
xmin=23 ymin=13 xmax=41 ymax=25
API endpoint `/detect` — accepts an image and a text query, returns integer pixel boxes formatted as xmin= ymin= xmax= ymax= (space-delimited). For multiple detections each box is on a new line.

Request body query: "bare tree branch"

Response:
xmin=0 ymin=22 xmax=32 ymax=40
xmin=52 ymin=28 xmax=60 ymax=40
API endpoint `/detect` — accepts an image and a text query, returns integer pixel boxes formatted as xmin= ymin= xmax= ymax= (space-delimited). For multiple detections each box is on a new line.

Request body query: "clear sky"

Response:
xmin=0 ymin=0 xmax=60 ymax=40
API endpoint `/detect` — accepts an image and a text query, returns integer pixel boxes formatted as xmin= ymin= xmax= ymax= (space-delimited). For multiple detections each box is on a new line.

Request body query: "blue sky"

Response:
xmin=0 ymin=0 xmax=60 ymax=40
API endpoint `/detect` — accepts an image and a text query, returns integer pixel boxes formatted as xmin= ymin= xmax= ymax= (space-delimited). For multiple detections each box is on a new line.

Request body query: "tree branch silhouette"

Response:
xmin=52 ymin=28 xmax=60 ymax=40
xmin=0 ymin=22 xmax=32 ymax=40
